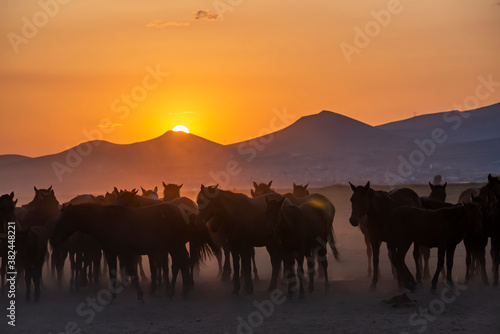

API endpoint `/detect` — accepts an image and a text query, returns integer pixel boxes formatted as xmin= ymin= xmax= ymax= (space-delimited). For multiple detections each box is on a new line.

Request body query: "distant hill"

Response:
xmin=1 ymin=103 xmax=499 ymax=198
xmin=377 ymin=102 xmax=500 ymax=143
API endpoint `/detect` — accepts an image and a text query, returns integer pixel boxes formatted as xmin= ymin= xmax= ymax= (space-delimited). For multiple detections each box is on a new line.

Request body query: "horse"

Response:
xmin=292 ymin=183 xmax=309 ymax=197
xmin=488 ymin=193 xmax=500 ymax=285
xmin=197 ymin=185 xmax=283 ymax=295
xmin=419 ymin=182 xmax=449 ymax=280
xmin=0 ymin=192 xmax=18 ymax=295
xmin=162 ymin=182 xmax=183 ymax=202
xmin=50 ymin=202 xmax=198 ymax=300
xmin=265 ymin=196 xmax=338 ymax=299
xmin=349 ymin=182 xmax=421 ymax=290
xmin=141 ymin=186 xmax=159 ymax=200
xmin=250 ymin=181 xmax=273 ymax=198
xmin=388 ymin=202 xmax=483 ymax=291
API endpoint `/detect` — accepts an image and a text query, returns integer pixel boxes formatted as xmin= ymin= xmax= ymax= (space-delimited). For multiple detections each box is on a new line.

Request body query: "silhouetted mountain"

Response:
xmin=378 ymin=103 xmax=500 ymax=143
xmin=0 ymin=103 xmax=499 ymax=198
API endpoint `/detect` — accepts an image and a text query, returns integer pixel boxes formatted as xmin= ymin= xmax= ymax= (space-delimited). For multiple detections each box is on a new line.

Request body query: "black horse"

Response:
xmin=265 ymin=196 xmax=338 ymax=299
xmin=51 ymin=202 xmax=198 ymax=300
xmin=388 ymin=202 xmax=483 ymax=291
xmin=349 ymin=182 xmax=421 ymax=290
xmin=197 ymin=185 xmax=283 ymax=295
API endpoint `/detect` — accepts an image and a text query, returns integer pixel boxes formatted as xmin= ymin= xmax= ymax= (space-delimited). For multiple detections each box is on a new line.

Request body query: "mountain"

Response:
xmin=1 ymin=103 xmax=499 ymax=198
xmin=377 ymin=103 xmax=500 ymax=143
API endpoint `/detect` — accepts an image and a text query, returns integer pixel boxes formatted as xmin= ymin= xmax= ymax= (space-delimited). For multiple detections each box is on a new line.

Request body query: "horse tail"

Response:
xmin=327 ymin=228 xmax=340 ymax=262
xmin=324 ymin=203 xmax=340 ymax=261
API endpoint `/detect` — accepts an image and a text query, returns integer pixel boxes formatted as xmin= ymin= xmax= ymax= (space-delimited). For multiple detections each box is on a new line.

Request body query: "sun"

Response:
xmin=172 ymin=125 xmax=189 ymax=133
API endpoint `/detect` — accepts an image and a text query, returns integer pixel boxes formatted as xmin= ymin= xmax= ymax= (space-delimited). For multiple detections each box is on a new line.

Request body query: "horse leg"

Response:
xmin=231 ymin=249 xmax=241 ymax=295
xmin=93 ymin=252 xmax=101 ymax=287
xmin=387 ymin=243 xmax=397 ymax=280
xmin=168 ymin=255 xmax=178 ymax=298
xmin=125 ymin=256 xmax=143 ymax=302
xmin=69 ymin=252 xmax=76 ymax=291
xmin=222 ymin=244 xmax=232 ymax=281
xmin=34 ymin=261 xmax=43 ymax=302
xmin=175 ymin=246 xmax=193 ymax=297
xmin=216 ymin=247 xmax=223 ymax=278
xmin=283 ymin=255 xmax=295 ymax=300
xmin=465 ymin=245 xmax=472 ymax=285
xmin=163 ymin=254 xmax=170 ymax=293
xmin=266 ymin=245 xmax=282 ymax=291
xmin=478 ymin=246 xmax=489 ymax=286
xmin=432 ymin=247 xmax=446 ymax=291
xmin=445 ymin=246 xmax=456 ymax=288
xmin=318 ymin=245 xmax=329 ymax=293
xmin=296 ymin=253 xmax=306 ymax=299
xmin=412 ymin=243 xmax=422 ymax=284
xmin=370 ymin=239 xmax=381 ymax=290
xmin=493 ymin=241 xmax=500 ymax=286
xmin=148 ymin=255 xmax=158 ymax=296
xmin=251 ymin=248 xmax=259 ymax=281
xmin=306 ymin=250 xmax=315 ymax=294
xmin=75 ymin=251 xmax=83 ymax=290
xmin=419 ymin=246 xmax=430 ymax=280
xmin=25 ymin=264 xmax=32 ymax=302
xmin=241 ymin=249 xmax=253 ymax=295
xmin=364 ymin=233 xmax=372 ymax=277
xmin=105 ymin=253 xmax=118 ymax=299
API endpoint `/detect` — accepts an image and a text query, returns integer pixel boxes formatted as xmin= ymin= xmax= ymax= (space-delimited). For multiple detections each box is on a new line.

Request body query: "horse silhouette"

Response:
xmin=388 ymin=202 xmax=483 ymax=291
xmin=51 ymin=202 xmax=198 ymax=300
xmin=162 ymin=182 xmax=183 ymax=202
xmin=197 ymin=185 xmax=283 ymax=295
xmin=349 ymin=182 xmax=421 ymax=290
xmin=141 ymin=186 xmax=159 ymax=200
xmin=292 ymin=183 xmax=309 ymax=197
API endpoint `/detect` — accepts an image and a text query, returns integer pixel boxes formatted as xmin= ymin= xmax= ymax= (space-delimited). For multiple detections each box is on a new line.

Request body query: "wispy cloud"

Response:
xmin=147 ymin=9 xmax=220 ymax=29
xmin=146 ymin=20 xmax=190 ymax=28
xmin=193 ymin=9 xmax=219 ymax=21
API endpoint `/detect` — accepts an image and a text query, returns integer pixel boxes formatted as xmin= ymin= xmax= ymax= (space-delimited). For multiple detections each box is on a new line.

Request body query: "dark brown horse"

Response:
xmin=388 ymin=202 xmax=483 ymax=291
xmin=162 ymin=182 xmax=183 ymax=202
xmin=419 ymin=182 xmax=449 ymax=280
xmin=265 ymin=195 xmax=338 ymax=299
xmin=349 ymin=182 xmax=421 ymax=290
xmin=197 ymin=185 xmax=283 ymax=295
xmin=51 ymin=202 xmax=197 ymax=300
xmin=292 ymin=183 xmax=309 ymax=197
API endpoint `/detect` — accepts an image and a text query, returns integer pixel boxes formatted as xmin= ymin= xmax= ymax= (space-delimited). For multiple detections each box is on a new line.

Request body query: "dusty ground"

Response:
xmin=2 ymin=183 xmax=500 ymax=334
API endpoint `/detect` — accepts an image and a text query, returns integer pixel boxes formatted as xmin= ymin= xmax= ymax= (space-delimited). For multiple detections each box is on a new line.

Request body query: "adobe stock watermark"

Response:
xmin=208 ymin=107 xmax=296 ymax=188
xmin=7 ymin=0 xmax=72 ymax=54
xmin=399 ymin=282 xmax=467 ymax=334
xmin=385 ymin=73 xmax=500 ymax=185
xmin=339 ymin=0 xmax=411 ymax=64
xmin=51 ymin=64 xmax=169 ymax=182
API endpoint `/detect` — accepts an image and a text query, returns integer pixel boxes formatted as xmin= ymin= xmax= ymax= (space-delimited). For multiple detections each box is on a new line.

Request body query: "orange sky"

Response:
xmin=1 ymin=0 xmax=499 ymax=157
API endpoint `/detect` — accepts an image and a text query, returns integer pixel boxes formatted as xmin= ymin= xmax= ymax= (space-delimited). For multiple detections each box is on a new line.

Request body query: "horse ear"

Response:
xmin=251 ymin=189 xmax=255 ymax=197
xmin=268 ymin=180 xmax=273 ymax=187
xmin=428 ymin=182 xmax=433 ymax=189
xmin=253 ymin=182 xmax=258 ymax=188
xmin=14 ymin=199 xmax=18 ymax=205
xmin=443 ymin=182 xmax=447 ymax=188
xmin=215 ymin=184 xmax=219 ymax=189
xmin=141 ymin=187 xmax=146 ymax=194
xmin=154 ymin=186 xmax=158 ymax=193
xmin=113 ymin=187 xmax=119 ymax=194
xmin=305 ymin=183 xmax=309 ymax=189
xmin=293 ymin=183 xmax=297 ymax=188
xmin=34 ymin=186 xmax=38 ymax=192
xmin=349 ymin=182 xmax=356 ymax=192
xmin=178 ymin=184 xmax=183 ymax=189
xmin=163 ymin=181 xmax=167 ymax=188
xmin=132 ymin=189 xmax=138 ymax=195
xmin=488 ymin=174 xmax=493 ymax=183
xmin=48 ymin=185 xmax=53 ymax=191
xmin=279 ymin=197 xmax=285 ymax=206
xmin=9 ymin=192 xmax=14 ymax=199
xmin=200 ymin=184 xmax=205 ymax=191
xmin=364 ymin=181 xmax=370 ymax=190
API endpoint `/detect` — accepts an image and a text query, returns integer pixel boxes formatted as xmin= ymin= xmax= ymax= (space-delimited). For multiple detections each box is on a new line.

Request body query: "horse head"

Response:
xmin=292 ymin=183 xmax=309 ymax=197
xmin=115 ymin=188 xmax=140 ymax=207
xmin=428 ymin=182 xmax=447 ymax=202
xmin=163 ymin=182 xmax=183 ymax=202
xmin=349 ymin=181 xmax=372 ymax=227
xmin=141 ymin=186 xmax=159 ymax=200
xmin=196 ymin=184 xmax=220 ymax=225
xmin=251 ymin=181 xmax=273 ymax=198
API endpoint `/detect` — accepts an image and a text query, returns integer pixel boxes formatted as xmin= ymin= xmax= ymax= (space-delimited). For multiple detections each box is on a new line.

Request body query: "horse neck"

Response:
xmin=214 ymin=190 xmax=245 ymax=219
xmin=366 ymin=190 xmax=392 ymax=219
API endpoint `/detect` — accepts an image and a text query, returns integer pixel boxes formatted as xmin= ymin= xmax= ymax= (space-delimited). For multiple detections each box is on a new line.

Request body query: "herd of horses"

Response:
xmin=0 ymin=175 xmax=499 ymax=303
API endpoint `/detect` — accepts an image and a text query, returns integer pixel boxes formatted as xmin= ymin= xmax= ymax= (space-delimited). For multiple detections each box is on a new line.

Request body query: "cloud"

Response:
xmin=193 ymin=9 xmax=220 ymax=21
xmin=147 ymin=20 xmax=190 ymax=28
xmin=147 ymin=9 xmax=220 ymax=29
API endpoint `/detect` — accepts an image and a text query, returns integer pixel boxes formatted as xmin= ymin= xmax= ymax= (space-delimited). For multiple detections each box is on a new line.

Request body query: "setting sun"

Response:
xmin=172 ymin=125 xmax=189 ymax=133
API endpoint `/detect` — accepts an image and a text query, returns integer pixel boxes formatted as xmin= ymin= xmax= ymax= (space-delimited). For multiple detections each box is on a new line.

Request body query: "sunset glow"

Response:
xmin=0 ymin=1 xmax=499 ymax=157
